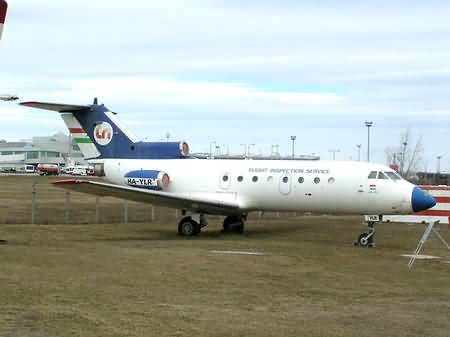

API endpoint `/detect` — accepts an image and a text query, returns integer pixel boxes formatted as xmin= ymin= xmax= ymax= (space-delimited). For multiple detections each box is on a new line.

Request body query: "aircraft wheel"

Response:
xmin=178 ymin=217 xmax=200 ymax=236
xmin=358 ymin=233 xmax=372 ymax=247
xmin=222 ymin=216 xmax=244 ymax=233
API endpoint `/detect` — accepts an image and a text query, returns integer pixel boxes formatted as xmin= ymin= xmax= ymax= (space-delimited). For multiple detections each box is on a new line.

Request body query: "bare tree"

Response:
xmin=385 ymin=128 xmax=424 ymax=178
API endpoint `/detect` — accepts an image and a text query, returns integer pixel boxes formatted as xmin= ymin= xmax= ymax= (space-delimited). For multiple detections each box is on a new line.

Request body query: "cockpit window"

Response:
xmin=384 ymin=171 xmax=401 ymax=180
xmin=377 ymin=172 xmax=388 ymax=179
xmin=368 ymin=171 xmax=377 ymax=179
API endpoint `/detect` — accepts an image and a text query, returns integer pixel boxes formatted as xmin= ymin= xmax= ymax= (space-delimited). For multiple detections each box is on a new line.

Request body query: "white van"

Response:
xmin=72 ymin=166 xmax=88 ymax=176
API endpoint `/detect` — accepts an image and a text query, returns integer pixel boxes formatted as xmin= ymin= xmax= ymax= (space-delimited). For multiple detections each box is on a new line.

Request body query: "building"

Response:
xmin=0 ymin=132 xmax=86 ymax=171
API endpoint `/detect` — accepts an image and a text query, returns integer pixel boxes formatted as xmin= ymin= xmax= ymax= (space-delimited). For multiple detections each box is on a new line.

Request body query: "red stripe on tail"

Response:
xmin=69 ymin=128 xmax=85 ymax=133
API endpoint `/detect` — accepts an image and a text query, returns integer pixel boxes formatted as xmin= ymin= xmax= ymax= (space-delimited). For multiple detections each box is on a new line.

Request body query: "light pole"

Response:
xmin=290 ymin=136 xmax=296 ymax=159
xmin=356 ymin=144 xmax=361 ymax=161
xmin=364 ymin=121 xmax=373 ymax=162
xmin=247 ymin=144 xmax=255 ymax=158
xmin=209 ymin=141 xmax=216 ymax=158
xmin=271 ymin=144 xmax=280 ymax=157
xmin=240 ymin=144 xmax=246 ymax=157
xmin=437 ymin=155 xmax=443 ymax=174
xmin=328 ymin=149 xmax=340 ymax=160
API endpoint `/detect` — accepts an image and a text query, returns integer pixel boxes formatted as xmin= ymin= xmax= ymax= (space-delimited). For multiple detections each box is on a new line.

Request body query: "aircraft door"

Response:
xmin=279 ymin=174 xmax=292 ymax=195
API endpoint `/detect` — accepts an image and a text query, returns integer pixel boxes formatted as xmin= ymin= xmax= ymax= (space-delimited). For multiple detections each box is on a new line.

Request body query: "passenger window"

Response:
xmin=368 ymin=171 xmax=377 ymax=179
xmin=377 ymin=172 xmax=388 ymax=179
xmin=237 ymin=176 xmax=243 ymax=182
xmin=314 ymin=177 xmax=320 ymax=184
xmin=282 ymin=176 xmax=289 ymax=183
xmin=252 ymin=176 xmax=258 ymax=182
xmin=298 ymin=177 xmax=304 ymax=183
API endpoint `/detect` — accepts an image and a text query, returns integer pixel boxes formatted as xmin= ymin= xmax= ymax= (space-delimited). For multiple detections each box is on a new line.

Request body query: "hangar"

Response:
xmin=0 ymin=132 xmax=86 ymax=171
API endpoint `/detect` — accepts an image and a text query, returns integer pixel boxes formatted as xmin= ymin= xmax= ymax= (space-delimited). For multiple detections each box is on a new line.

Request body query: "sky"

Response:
xmin=1 ymin=0 xmax=449 ymax=171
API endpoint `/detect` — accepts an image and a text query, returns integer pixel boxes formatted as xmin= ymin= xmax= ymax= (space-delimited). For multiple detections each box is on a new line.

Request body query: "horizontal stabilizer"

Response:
xmin=20 ymin=101 xmax=91 ymax=113
xmin=54 ymin=179 xmax=240 ymax=214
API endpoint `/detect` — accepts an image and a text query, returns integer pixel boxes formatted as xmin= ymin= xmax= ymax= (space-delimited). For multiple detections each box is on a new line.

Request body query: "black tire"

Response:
xmin=236 ymin=223 xmax=244 ymax=234
xmin=223 ymin=216 xmax=244 ymax=233
xmin=358 ymin=233 xmax=372 ymax=247
xmin=178 ymin=217 xmax=199 ymax=236
xmin=194 ymin=225 xmax=201 ymax=235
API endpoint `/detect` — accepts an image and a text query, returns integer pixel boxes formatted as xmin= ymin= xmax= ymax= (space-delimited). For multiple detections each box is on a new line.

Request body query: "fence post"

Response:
xmin=95 ymin=197 xmax=101 ymax=223
xmin=31 ymin=182 xmax=37 ymax=225
xmin=64 ymin=191 xmax=70 ymax=224
xmin=151 ymin=205 xmax=155 ymax=222
xmin=123 ymin=200 xmax=128 ymax=224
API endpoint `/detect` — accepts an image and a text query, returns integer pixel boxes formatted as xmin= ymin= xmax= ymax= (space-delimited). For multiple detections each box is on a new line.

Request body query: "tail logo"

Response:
xmin=94 ymin=122 xmax=113 ymax=146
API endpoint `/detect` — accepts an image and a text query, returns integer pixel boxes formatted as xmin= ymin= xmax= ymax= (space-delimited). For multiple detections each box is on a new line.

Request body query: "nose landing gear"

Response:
xmin=354 ymin=221 xmax=376 ymax=247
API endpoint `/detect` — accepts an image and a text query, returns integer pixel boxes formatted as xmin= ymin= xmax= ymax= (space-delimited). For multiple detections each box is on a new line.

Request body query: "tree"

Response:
xmin=385 ymin=129 xmax=424 ymax=178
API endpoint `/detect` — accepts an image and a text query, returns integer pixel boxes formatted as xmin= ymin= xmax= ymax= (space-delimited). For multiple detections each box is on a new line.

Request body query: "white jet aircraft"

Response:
xmin=0 ymin=95 xmax=18 ymax=101
xmin=20 ymin=99 xmax=436 ymax=244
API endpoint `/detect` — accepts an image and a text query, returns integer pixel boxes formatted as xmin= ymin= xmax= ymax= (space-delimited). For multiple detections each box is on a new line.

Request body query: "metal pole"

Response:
xmin=328 ymin=149 xmax=340 ymax=160
xmin=31 ymin=182 xmax=37 ymax=225
xmin=290 ymin=136 xmax=296 ymax=159
xmin=151 ymin=205 xmax=155 ymax=222
xmin=437 ymin=155 xmax=442 ymax=174
xmin=95 ymin=196 xmax=101 ymax=224
xmin=64 ymin=191 xmax=70 ymax=224
xmin=123 ymin=200 xmax=128 ymax=224
xmin=357 ymin=144 xmax=361 ymax=161
xmin=365 ymin=121 xmax=373 ymax=162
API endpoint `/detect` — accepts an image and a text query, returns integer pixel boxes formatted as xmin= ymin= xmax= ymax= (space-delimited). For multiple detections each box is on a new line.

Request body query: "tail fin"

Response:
xmin=0 ymin=0 xmax=7 ymax=40
xmin=20 ymin=99 xmax=190 ymax=160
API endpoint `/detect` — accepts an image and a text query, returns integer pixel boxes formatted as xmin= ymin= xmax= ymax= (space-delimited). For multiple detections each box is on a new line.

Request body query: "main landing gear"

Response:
xmin=178 ymin=213 xmax=208 ymax=236
xmin=354 ymin=221 xmax=376 ymax=248
xmin=177 ymin=213 xmax=247 ymax=236
xmin=222 ymin=214 xmax=247 ymax=234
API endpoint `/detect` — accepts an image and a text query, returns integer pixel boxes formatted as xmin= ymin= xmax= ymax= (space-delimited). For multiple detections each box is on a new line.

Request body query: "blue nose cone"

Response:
xmin=411 ymin=187 xmax=436 ymax=212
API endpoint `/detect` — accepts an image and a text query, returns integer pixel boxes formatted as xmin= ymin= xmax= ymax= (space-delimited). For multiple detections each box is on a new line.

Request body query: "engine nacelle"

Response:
xmin=124 ymin=170 xmax=170 ymax=190
xmin=133 ymin=141 xmax=190 ymax=159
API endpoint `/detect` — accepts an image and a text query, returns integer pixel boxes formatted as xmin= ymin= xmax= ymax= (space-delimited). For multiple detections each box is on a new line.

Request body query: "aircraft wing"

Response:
xmin=20 ymin=101 xmax=91 ymax=112
xmin=54 ymin=179 xmax=241 ymax=215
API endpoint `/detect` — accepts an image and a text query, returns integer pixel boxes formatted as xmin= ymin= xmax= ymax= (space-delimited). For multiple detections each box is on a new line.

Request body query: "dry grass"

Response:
xmin=0 ymin=176 xmax=449 ymax=337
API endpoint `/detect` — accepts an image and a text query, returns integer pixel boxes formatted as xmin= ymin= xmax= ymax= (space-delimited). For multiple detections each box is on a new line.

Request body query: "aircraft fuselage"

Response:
xmin=101 ymin=158 xmax=416 ymax=215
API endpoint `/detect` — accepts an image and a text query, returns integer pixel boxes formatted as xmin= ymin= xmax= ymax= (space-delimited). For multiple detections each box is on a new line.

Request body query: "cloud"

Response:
xmin=1 ymin=0 xmax=450 ymax=170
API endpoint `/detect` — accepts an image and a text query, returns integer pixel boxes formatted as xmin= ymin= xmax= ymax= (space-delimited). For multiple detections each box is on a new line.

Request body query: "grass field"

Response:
xmin=1 ymin=176 xmax=449 ymax=337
